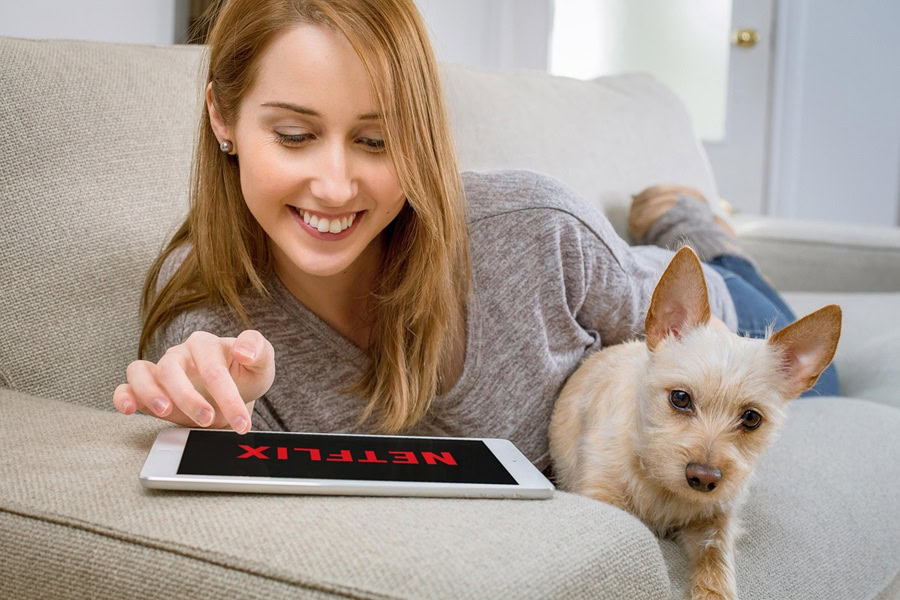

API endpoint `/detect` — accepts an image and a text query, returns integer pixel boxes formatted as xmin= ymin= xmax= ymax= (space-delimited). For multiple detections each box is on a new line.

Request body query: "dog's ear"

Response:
xmin=644 ymin=246 xmax=711 ymax=351
xmin=767 ymin=304 xmax=842 ymax=398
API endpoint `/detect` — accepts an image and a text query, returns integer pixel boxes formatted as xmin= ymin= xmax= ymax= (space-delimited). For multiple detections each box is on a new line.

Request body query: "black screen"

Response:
xmin=177 ymin=430 xmax=519 ymax=485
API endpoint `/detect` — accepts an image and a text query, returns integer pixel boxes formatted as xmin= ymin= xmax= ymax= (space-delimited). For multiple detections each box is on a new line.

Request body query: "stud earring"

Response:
xmin=219 ymin=139 xmax=233 ymax=153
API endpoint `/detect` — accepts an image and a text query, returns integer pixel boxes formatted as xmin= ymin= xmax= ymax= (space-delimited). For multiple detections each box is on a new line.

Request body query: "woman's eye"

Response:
xmin=274 ymin=133 xmax=311 ymax=147
xmin=273 ymin=133 xmax=385 ymax=151
xmin=362 ymin=138 xmax=386 ymax=150
xmin=741 ymin=409 xmax=763 ymax=430
xmin=669 ymin=390 xmax=692 ymax=411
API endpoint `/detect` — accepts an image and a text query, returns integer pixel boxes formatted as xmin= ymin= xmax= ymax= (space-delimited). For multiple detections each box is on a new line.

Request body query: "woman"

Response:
xmin=112 ymin=0 xmax=837 ymax=479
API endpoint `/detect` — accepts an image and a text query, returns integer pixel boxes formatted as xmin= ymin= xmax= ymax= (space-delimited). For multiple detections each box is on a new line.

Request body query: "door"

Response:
xmin=702 ymin=0 xmax=775 ymax=217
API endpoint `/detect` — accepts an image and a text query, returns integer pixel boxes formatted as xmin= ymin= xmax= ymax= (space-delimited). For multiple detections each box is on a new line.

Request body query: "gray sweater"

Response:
xmin=148 ymin=169 xmax=738 ymax=474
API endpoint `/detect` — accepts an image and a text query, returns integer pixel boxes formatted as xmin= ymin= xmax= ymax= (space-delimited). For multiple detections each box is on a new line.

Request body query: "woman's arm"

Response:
xmin=535 ymin=174 xmax=738 ymax=346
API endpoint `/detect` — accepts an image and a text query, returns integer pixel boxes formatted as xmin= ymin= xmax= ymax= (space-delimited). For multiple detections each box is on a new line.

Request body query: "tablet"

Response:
xmin=139 ymin=428 xmax=555 ymax=499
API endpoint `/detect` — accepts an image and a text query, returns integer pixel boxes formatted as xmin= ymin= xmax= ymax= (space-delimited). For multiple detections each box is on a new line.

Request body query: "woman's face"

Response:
xmin=207 ymin=23 xmax=406 ymax=282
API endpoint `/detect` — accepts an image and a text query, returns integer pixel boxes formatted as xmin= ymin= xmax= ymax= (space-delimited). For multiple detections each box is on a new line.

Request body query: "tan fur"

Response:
xmin=549 ymin=247 xmax=842 ymax=600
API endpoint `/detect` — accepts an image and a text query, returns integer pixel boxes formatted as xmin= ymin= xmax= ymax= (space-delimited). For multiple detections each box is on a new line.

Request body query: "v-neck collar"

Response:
xmin=266 ymin=268 xmax=481 ymax=405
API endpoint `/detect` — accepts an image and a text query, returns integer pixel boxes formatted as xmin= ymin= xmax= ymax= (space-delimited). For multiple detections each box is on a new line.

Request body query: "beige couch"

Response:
xmin=1 ymin=37 xmax=898 ymax=599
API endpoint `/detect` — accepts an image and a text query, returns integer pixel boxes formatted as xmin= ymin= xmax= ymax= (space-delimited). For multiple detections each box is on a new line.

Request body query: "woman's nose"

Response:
xmin=310 ymin=144 xmax=357 ymax=206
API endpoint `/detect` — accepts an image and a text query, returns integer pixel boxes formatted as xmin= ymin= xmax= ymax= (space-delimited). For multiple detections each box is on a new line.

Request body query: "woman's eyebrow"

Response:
xmin=260 ymin=101 xmax=380 ymax=120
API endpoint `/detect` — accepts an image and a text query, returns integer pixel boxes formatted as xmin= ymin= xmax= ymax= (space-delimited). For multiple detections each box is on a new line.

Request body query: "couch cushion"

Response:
xmin=2 ymin=389 xmax=897 ymax=599
xmin=782 ymin=291 xmax=900 ymax=408
xmin=0 ymin=37 xmax=204 ymax=407
xmin=441 ymin=63 xmax=724 ymax=237
xmin=0 ymin=389 xmax=670 ymax=599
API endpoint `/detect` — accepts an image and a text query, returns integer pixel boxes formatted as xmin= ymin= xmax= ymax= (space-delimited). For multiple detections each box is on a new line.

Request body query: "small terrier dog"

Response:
xmin=549 ymin=246 xmax=841 ymax=600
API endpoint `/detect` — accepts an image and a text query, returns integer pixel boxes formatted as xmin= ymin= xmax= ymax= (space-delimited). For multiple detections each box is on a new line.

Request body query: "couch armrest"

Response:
xmin=730 ymin=214 xmax=900 ymax=292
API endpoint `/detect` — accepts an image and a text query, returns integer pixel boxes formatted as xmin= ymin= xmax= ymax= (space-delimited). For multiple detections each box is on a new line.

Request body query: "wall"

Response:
xmin=414 ymin=0 xmax=553 ymax=71
xmin=0 ymin=0 xmax=184 ymax=45
xmin=767 ymin=0 xmax=900 ymax=226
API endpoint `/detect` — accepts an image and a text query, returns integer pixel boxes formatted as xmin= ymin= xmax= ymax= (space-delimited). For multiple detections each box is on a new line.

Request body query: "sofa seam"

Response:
xmin=0 ymin=503 xmax=404 ymax=600
xmin=738 ymin=236 xmax=900 ymax=253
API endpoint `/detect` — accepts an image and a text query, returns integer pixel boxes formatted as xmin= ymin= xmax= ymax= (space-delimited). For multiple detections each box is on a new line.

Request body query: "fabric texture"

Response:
xmin=730 ymin=214 xmax=900 ymax=293
xmin=0 ymin=388 xmax=672 ymax=600
xmin=145 ymin=169 xmax=738 ymax=473
xmin=0 ymin=37 xmax=204 ymax=408
xmin=3 ymin=387 xmax=898 ymax=599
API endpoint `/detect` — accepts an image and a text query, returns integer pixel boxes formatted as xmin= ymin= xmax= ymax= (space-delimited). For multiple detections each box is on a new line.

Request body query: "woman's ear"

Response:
xmin=206 ymin=82 xmax=232 ymax=146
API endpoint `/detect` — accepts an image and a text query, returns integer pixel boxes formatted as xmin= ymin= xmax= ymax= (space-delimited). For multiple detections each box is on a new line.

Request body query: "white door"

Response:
xmin=702 ymin=0 xmax=774 ymax=217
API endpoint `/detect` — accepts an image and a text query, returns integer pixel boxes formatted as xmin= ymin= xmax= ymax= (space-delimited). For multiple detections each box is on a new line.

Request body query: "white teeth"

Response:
xmin=299 ymin=208 xmax=357 ymax=233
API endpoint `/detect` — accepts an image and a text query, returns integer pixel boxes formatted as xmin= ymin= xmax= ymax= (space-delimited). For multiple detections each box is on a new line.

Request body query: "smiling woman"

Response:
xmin=137 ymin=0 xmax=471 ymax=435
xmin=205 ymin=22 xmax=411 ymax=306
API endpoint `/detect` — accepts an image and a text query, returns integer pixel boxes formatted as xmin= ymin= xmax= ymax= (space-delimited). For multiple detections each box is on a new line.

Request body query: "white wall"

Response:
xmin=0 ymin=0 xmax=183 ymax=45
xmin=768 ymin=0 xmax=900 ymax=226
xmin=414 ymin=0 xmax=553 ymax=71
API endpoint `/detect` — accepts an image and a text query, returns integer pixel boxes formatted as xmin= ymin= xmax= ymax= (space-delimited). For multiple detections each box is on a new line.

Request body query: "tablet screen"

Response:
xmin=177 ymin=430 xmax=519 ymax=485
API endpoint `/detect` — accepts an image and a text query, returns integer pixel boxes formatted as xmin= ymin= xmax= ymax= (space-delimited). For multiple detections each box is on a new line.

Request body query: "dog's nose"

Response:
xmin=685 ymin=462 xmax=722 ymax=492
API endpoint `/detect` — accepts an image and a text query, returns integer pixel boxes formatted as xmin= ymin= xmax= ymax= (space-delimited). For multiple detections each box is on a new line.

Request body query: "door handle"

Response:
xmin=732 ymin=28 xmax=759 ymax=48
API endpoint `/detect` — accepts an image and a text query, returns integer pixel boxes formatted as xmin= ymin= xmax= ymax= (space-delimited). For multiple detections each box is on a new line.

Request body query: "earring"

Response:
xmin=219 ymin=139 xmax=233 ymax=153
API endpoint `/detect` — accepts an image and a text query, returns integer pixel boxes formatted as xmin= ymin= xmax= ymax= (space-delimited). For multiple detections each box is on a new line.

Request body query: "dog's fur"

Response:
xmin=549 ymin=247 xmax=841 ymax=600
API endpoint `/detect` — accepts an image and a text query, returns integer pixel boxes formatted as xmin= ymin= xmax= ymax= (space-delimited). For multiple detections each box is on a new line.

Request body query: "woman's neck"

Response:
xmin=274 ymin=236 xmax=384 ymax=350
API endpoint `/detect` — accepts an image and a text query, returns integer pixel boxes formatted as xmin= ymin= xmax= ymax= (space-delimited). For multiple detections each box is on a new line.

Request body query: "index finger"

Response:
xmin=186 ymin=332 xmax=252 ymax=434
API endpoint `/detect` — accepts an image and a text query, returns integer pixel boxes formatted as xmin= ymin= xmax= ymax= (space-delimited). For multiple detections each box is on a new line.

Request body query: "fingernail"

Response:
xmin=195 ymin=407 xmax=214 ymax=426
xmin=234 ymin=343 xmax=257 ymax=359
xmin=122 ymin=400 xmax=134 ymax=413
xmin=233 ymin=415 xmax=248 ymax=434
xmin=152 ymin=398 xmax=169 ymax=415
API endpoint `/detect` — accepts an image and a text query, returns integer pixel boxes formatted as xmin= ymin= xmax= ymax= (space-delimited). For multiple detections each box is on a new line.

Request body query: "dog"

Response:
xmin=548 ymin=246 xmax=841 ymax=600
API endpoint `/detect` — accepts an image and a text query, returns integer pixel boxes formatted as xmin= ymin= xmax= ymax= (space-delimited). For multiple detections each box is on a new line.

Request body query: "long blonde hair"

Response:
xmin=139 ymin=0 xmax=471 ymax=434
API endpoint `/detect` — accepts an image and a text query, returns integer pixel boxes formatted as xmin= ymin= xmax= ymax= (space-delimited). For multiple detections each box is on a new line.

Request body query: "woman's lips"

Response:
xmin=289 ymin=205 xmax=364 ymax=241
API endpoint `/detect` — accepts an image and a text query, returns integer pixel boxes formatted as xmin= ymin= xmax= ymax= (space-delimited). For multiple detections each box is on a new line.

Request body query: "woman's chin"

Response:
xmin=293 ymin=255 xmax=356 ymax=278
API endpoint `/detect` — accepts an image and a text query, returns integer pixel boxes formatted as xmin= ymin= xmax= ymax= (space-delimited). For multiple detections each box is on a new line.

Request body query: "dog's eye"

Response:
xmin=669 ymin=390 xmax=692 ymax=411
xmin=741 ymin=409 xmax=763 ymax=430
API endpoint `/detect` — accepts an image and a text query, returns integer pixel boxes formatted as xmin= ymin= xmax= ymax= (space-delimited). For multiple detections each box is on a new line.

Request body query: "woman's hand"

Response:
xmin=112 ymin=330 xmax=276 ymax=434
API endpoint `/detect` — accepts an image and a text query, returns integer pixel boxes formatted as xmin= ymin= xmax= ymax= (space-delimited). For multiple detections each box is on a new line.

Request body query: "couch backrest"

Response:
xmin=0 ymin=36 xmax=719 ymax=408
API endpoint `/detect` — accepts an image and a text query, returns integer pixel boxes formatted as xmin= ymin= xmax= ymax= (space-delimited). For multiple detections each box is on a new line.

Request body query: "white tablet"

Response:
xmin=139 ymin=428 xmax=555 ymax=499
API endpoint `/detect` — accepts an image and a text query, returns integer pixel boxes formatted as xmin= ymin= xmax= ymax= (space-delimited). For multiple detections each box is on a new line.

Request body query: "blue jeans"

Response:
xmin=707 ymin=255 xmax=840 ymax=397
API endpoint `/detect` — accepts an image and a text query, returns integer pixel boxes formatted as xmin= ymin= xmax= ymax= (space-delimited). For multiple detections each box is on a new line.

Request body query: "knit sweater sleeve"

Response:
xmin=534 ymin=174 xmax=739 ymax=347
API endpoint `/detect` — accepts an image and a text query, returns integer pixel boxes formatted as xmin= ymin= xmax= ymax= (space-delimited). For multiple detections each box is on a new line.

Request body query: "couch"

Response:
xmin=1 ymin=36 xmax=898 ymax=599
